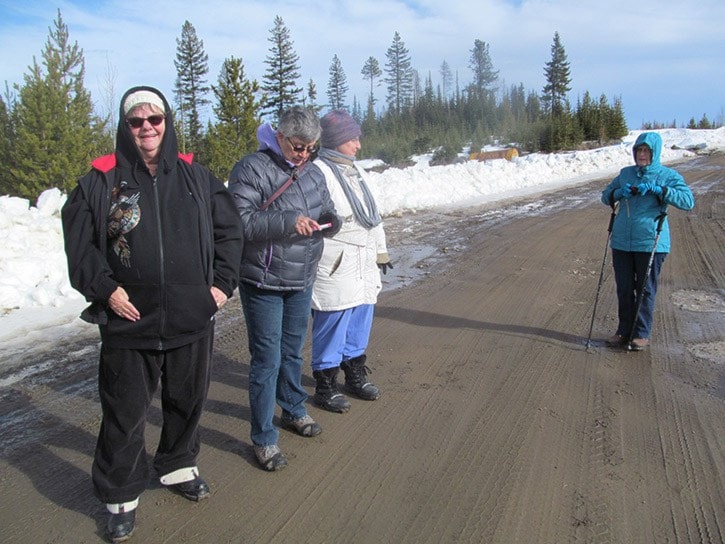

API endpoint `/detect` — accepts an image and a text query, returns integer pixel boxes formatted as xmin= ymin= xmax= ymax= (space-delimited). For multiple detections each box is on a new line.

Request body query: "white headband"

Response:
xmin=123 ymin=90 xmax=165 ymax=116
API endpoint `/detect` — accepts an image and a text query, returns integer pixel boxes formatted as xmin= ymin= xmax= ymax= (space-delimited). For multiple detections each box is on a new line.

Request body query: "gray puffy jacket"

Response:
xmin=229 ymin=150 xmax=338 ymax=291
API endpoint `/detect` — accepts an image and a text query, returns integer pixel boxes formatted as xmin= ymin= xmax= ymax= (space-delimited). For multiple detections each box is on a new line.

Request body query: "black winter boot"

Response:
xmin=340 ymin=355 xmax=380 ymax=400
xmin=107 ymin=509 xmax=136 ymax=543
xmin=313 ymin=367 xmax=351 ymax=413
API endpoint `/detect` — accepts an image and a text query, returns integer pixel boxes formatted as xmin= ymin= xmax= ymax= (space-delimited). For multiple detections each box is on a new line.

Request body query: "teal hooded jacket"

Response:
xmin=601 ymin=132 xmax=694 ymax=253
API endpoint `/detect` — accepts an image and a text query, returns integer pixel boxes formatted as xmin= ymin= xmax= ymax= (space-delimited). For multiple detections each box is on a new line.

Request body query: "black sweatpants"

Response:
xmin=92 ymin=329 xmax=213 ymax=504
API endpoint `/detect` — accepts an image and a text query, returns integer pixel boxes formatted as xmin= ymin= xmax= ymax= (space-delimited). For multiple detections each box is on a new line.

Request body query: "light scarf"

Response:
xmin=318 ymin=148 xmax=381 ymax=229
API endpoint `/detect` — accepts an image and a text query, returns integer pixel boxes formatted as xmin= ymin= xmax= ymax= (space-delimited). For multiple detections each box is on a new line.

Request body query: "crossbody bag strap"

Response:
xmin=260 ymin=164 xmax=304 ymax=211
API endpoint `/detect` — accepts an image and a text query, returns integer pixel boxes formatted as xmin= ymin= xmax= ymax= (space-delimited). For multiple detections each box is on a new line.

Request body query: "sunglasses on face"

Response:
xmin=126 ymin=115 xmax=165 ymax=129
xmin=286 ymin=137 xmax=317 ymax=154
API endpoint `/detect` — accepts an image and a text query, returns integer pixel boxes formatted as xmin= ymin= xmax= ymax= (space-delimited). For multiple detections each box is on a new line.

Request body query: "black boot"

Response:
xmin=107 ymin=509 xmax=136 ymax=543
xmin=313 ymin=367 xmax=351 ymax=413
xmin=340 ymin=355 xmax=380 ymax=401
xmin=168 ymin=476 xmax=210 ymax=501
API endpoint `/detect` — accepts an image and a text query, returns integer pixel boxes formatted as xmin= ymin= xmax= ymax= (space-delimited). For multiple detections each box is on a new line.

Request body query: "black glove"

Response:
xmin=377 ymin=261 xmax=394 ymax=275
xmin=317 ymin=212 xmax=341 ymax=236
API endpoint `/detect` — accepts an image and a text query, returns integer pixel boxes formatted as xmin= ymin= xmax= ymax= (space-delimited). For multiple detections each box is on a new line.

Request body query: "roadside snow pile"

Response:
xmin=0 ymin=189 xmax=82 ymax=314
xmin=625 ymin=127 xmax=725 ymax=151
xmin=0 ymin=127 xmax=723 ymax=320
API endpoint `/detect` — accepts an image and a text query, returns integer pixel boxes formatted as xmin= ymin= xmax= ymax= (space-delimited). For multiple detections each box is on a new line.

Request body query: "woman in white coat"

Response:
xmin=311 ymin=110 xmax=392 ymax=413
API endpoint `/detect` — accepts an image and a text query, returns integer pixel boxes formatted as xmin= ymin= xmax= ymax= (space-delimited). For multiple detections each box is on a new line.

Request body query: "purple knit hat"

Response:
xmin=320 ymin=110 xmax=362 ymax=149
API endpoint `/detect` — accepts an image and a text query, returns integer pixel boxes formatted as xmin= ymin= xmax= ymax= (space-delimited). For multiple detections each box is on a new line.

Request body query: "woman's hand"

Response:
xmin=210 ymin=286 xmax=228 ymax=309
xmin=295 ymin=215 xmax=320 ymax=236
xmin=108 ymin=286 xmax=140 ymax=321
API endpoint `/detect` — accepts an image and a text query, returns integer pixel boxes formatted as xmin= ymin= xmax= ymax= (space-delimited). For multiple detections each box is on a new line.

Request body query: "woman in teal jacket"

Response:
xmin=601 ymin=131 xmax=694 ymax=350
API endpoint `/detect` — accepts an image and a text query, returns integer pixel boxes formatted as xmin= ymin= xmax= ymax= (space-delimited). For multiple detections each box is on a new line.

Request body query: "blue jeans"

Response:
xmin=611 ymin=249 xmax=666 ymax=340
xmin=311 ymin=304 xmax=374 ymax=371
xmin=240 ymin=283 xmax=312 ymax=446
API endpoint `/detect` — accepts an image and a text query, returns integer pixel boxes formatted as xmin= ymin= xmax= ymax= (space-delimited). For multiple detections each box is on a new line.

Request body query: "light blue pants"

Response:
xmin=311 ymin=304 xmax=374 ymax=371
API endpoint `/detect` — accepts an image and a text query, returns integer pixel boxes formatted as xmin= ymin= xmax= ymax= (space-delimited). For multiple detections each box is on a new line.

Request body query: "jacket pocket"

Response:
xmin=328 ymin=251 xmax=344 ymax=276
xmin=164 ymin=283 xmax=217 ymax=337
xmin=105 ymin=284 xmax=161 ymax=339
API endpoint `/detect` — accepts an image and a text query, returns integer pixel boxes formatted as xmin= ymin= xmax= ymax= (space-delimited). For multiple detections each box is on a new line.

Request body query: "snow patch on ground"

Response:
xmin=671 ymin=289 xmax=725 ymax=313
xmin=689 ymin=342 xmax=725 ymax=365
xmin=671 ymin=290 xmax=725 ymax=366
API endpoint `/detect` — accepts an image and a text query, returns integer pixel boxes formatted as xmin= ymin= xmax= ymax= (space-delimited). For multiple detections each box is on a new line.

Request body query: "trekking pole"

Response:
xmin=626 ymin=210 xmax=668 ymax=350
xmin=585 ymin=202 xmax=618 ymax=352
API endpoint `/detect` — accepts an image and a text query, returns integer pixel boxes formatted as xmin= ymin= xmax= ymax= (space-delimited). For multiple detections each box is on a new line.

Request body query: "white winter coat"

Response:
xmin=311 ymin=159 xmax=388 ymax=311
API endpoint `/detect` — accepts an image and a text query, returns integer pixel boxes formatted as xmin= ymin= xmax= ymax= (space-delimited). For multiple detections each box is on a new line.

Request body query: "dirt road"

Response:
xmin=1 ymin=154 xmax=723 ymax=543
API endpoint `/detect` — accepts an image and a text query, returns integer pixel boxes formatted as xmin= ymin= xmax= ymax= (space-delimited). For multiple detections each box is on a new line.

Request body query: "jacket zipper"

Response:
xmin=153 ymin=178 xmax=166 ymax=349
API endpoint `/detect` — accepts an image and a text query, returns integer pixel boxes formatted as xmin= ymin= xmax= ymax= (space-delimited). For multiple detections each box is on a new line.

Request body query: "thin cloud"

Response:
xmin=0 ymin=0 xmax=723 ymax=128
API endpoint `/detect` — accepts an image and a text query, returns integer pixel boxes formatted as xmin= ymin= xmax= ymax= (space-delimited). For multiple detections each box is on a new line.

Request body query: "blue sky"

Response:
xmin=0 ymin=0 xmax=723 ymax=130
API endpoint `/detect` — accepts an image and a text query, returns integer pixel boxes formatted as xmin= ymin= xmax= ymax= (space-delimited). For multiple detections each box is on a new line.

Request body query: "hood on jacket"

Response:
xmin=257 ymin=122 xmax=299 ymax=168
xmin=116 ymin=86 xmax=179 ymax=173
xmin=632 ymin=131 xmax=663 ymax=169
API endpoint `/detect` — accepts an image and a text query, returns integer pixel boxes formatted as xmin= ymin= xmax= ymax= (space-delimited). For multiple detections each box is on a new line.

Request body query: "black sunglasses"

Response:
xmin=286 ymin=137 xmax=317 ymax=154
xmin=126 ymin=115 xmax=165 ymax=129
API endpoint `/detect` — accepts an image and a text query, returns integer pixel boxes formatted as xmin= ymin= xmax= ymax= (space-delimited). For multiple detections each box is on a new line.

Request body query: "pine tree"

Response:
xmin=540 ymin=99 xmax=581 ymax=151
xmin=326 ymin=54 xmax=349 ymax=111
xmin=577 ymin=90 xmax=601 ymax=141
xmin=384 ymin=32 xmax=414 ymax=115
xmin=541 ymin=31 xmax=571 ymax=118
xmin=361 ymin=56 xmax=382 ymax=120
xmin=439 ymin=60 xmax=453 ymax=101
xmin=411 ymin=69 xmax=422 ymax=107
xmin=262 ymin=16 xmax=303 ymax=121
xmin=305 ymin=79 xmax=322 ymax=112
xmin=525 ymin=90 xmax=542 ymax=126
xmin=0 ymin=92 xmax=15 ymax=195
xmin=538 ymin=32 xmax=578 ymax=151
xmin=351 ymin=98 xmax=362 ymax=122
xmin=510 ymin=83 xmax=527 ymax=124
xmin=174 ymin=20 xmax=210 ymax=154
xmin=608 ymin=96 xmax=628 ymax=138
xmin=597 ymin=93 xmax=610 ymax=143
xmin=203 ymin=56 xmax=262 ymax=180
xmin=468 ymin=39 xmax=499 ymax=99
xmin=697 ymin=114 xmax=712 ymax=129
xmin=9 ymin=10 xmax=109 ymax=199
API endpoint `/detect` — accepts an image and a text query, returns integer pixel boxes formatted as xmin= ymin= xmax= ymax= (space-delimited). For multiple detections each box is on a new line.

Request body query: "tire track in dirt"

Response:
xmin=371 ymin=210 xmax=601 ymax=542
xmin=1 ymin=155 xmax=723 ymax=544
xmin=652 ymin=166 xmax=725 ymax=543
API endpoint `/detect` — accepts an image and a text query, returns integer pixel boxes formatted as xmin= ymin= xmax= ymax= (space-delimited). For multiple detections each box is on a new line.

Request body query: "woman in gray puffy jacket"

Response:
xmin=228 ymin=107 xmax=340 ymax=471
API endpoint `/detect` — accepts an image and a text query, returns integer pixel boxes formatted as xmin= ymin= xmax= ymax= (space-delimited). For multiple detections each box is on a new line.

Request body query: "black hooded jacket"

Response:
xmin=61 ymin=86 xmax=243 ymax=350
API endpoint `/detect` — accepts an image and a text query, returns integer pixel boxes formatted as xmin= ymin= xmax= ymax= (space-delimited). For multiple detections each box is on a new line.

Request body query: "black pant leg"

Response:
xmin=153 ymin=327 xmax=214 ymax=477
xmin=92 ymin=346 xmax=160 ymax=504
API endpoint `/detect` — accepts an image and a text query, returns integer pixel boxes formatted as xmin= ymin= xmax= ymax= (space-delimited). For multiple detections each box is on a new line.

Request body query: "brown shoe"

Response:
xmin=605 ymin=334 xmax=627 ymax=347
xmin=629 ymin=338 xmax=649 ymax=351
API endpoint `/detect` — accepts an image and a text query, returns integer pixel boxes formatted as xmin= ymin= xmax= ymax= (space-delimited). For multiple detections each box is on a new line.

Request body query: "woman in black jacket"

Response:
xmin=62 ymin=86 xmax=242 ymax=543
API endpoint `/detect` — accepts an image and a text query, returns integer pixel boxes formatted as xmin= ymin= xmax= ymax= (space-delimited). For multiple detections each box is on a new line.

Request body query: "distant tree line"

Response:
xmin=642 ymin=114 xmax=719 ymax=131
xmin=0 ymin=11 xmax=718 ymax=201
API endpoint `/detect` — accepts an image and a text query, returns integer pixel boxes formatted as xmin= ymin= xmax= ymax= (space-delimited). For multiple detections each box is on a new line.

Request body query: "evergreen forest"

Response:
xmin=0 ymin=11 xmax=719 ymax=201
